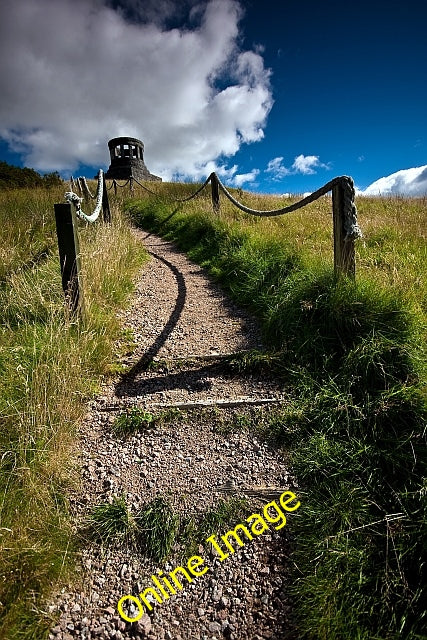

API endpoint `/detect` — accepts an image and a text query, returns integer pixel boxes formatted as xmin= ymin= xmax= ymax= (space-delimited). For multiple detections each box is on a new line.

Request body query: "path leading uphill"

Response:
xmin=48 ymin=231 xmax=298 ymax=640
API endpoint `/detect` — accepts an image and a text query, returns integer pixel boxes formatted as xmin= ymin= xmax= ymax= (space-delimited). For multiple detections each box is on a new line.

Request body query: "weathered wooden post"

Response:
xmin=113 ymin=179 xmax=117 ymax=196
xmin=102 ymin=175 xmax=111 ymax=223
xmin=210 ymin=172 xmax=220 ymax=213
xmin=54 ymin=203 xmax=84 ymax=318
xmin=332 ymin=181 xmax=356 ymax=279
xmin=129 ymin=176 xmax=134 ymax=193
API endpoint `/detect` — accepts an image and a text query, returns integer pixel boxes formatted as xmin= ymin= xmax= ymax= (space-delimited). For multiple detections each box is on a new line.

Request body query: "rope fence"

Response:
xmin=101 ymin=170 xmax=362 ymax=277
xmin=54 ymin=166 xmax=362 ymax=318
xmin=66 ymin=170 xmax=111 ymax=223
xmin=54 ymin=170 xmax=111 ymax=317
xmin=212 ymin=172 xmax=362 ymax=278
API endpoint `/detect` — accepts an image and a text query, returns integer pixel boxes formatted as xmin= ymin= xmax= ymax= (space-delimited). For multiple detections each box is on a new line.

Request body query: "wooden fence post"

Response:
xmin=54 ymin=203 xmax=84 ymax=318
xmin=211 ymin=172 xmax=220 ymax=213
xmin=113 ymin=179 xmax=117 ymax=196
xmin=129 ymin=177 xmax=134 ymax=193
xmin=102 ymin=175 xmax=111 ymax=223
xmin=332 ymin=182 xmax=356 ymax=279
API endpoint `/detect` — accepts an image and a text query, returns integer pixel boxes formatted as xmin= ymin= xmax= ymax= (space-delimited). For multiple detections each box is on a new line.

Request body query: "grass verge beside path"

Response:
xmin=0 ymin=187 xmax=147 ymax=638
xmin=127 ymin=188 xmax=426 ymax=640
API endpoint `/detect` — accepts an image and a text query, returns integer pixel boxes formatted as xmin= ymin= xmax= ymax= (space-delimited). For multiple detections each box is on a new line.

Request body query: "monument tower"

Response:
xmin=105 ymin=136 xmax=161 ymax=182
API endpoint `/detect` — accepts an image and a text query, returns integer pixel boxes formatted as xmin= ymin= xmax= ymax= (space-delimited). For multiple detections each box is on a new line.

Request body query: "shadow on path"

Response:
xmin=116 ymin=361 xmax=228 ymax=398
xmin=115 ymin=248 xmax=186 ymax=397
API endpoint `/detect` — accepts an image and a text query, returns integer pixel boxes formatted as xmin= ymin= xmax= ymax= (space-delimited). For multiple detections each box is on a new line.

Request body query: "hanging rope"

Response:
xmin=67 ymin=168 xmax=361 ymax=242
xmin=172 ymin=174 xmax=213 ymax=202
xmin=214 ymin=173 xmax=362 ymax=240
xmin=104 ymin=175 xmax=211 ymax=202
xmin=65 ymin=170 xmax=104 ymax=222
xmin=130 ymin=177 xmax=162 ymax=195
xmin=116 ymin=171 xmax=361 ymax=241
xmin=80 ymin=176 xmax=95 ymax=200
xmin=114 ymin=178 xmax=131 ymax=188
xmin=128 ymin=175 xmax=211 ymax=201
xmin=66 ymin=165 xmax=361 ymax=277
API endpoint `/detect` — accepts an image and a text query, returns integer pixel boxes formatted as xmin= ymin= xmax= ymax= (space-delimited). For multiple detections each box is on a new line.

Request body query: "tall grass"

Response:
xmin=127 ymin=184 xmax=426 ymax=640
xmin=0 ymin=185 xmax=146 ymax=638
xmin=0 ymin=187 xmax=62 ymax=283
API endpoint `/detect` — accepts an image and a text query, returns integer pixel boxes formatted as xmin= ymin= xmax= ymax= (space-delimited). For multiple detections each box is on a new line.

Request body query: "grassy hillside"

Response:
xmin=127 ymin=184 xmax=426 ymax=640
xmin=0 ymin=185 xmax=146 ymax=638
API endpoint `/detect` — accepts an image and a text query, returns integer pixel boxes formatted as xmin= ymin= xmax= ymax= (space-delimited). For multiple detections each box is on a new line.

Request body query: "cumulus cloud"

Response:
xmin=266 ymin=157 xmax=290 ymax=179
xmin=292 ymin=154 xmax=329 ymax=175
xmin=231 ymin=168 xmax=260 ymax=187
xmin=265 ymin=154 xmax=329 ymax=181
xmin=360 ymin=165 xmax=427 ymax=196
xmin=0 ymin=0 xmax=273 ymax=179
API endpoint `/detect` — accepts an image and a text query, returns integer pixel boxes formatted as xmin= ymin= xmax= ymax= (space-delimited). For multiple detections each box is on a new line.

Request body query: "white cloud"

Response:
xmin=360 ymin=165 xmax=427 ymax=196
xmin=292 ymin=154 xmax=329 ymax=174
xmin=231 ymin=169 xmax=260 ymax=187
xmin=266 ymin=157 xmax=290 ymax=179
xmin=0 ymin=0 xmax=273 ymax=180
xmin=265 ymin=154 xmax=329 ymax=181
xmin=173 ymin=161 xmax=238 ymax=183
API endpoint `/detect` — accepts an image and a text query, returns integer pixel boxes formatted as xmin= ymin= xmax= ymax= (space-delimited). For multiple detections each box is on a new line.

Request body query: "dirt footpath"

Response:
xmin=48 ymin=232 xmax=298 ymax=640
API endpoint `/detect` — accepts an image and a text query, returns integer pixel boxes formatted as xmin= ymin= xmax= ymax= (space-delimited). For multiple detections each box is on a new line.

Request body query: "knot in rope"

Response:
xmin=65 ymin=191 xmax=83 ymax=212
xmin=341 ymin=176 xmax=363 ymax=240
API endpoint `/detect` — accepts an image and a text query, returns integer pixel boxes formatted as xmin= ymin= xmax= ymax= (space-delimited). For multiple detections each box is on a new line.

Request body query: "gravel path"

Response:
xmin=48 ymin=232 xmax=298 ymax=640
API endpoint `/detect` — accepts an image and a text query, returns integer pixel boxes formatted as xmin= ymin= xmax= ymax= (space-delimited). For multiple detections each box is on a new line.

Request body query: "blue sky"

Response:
xmin=234 ymin=0 xmax=427 ymax=193
xmin=0 ymin=0 xmax=426 ymax=194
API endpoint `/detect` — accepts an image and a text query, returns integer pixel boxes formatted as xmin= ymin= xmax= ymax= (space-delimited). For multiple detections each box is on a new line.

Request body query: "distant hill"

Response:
xmin=0 ymin=160 xmax=63 ymax=189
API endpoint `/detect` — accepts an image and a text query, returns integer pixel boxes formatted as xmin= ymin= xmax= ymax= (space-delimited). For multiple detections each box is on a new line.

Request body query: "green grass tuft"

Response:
xmin=89 ymin=496 xmax=135 ymax=543
xmin=135 ymin=497 xmax=180 ymax=563
xmin=197 ymin=497 xmax=249 ymax=541
xmin=113 ymin=407 xmax=156 ymax=436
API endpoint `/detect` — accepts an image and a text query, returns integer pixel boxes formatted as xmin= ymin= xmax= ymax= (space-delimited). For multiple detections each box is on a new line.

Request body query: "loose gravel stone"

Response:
xmin=47 ymin=232 xmax=297 ymax=639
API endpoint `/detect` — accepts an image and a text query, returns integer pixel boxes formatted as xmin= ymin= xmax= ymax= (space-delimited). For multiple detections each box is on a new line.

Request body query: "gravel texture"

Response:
xmin=48 ymin=232 xmax=298 ymax=640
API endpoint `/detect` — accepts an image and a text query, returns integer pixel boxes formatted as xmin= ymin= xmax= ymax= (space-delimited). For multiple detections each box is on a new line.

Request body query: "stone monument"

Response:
xmin=105 ymin=136 xmax=161 ymax=182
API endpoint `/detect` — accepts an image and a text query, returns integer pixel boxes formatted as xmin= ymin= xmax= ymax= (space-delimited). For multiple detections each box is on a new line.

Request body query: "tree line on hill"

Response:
xmin=0 ymin=161 xmax=63 ymax=189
